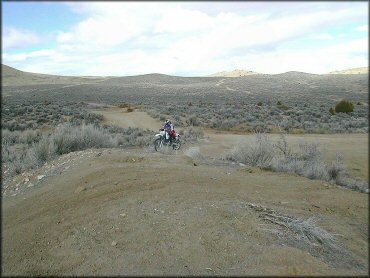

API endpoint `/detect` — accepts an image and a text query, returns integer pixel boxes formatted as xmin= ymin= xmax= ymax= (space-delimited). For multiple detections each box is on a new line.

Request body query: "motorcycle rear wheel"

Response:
xmin=172 ymin=140 xmax=181 ymax=150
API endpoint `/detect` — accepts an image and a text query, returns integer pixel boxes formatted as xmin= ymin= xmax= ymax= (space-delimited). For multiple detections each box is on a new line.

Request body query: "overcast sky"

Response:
xmin=2 ymin=1 xmax=368 ymax=76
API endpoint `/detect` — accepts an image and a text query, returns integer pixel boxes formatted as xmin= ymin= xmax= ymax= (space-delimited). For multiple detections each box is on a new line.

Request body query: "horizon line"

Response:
xmin=2 ymin=63 xmax=368 ymax=78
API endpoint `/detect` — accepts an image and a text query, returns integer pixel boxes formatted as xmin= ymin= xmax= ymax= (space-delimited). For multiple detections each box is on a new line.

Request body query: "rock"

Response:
xmin=111 ymin=241 xmax=118 ymax=246
xmin=193 ymin=162 xmax=198 ymax=166
xmin=24 ymin=178 xmax=30 ymax=183
xmin=239 ymin=163 xmax=246 ymax=166
xmin=37 ymin=175 xmax=45 ymax=180
xmin=114 ymin=181 xmax=119 ymax=185
xmin=96 ymin=152 xmax=102 ymax=157
xmin=120 ymin=213 xmax=126 ymax=217
xmin=27 ymin=183 xmax=34 ymax=188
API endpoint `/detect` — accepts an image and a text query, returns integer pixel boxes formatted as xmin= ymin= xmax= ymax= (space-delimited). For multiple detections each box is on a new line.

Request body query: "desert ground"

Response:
xmin=2 ymin=65 xmax=368 ymax=275
xmin=94 ymin=108 xmax=368 ymax=181
xmin=2 ymin=108 xmax=368 ymax=276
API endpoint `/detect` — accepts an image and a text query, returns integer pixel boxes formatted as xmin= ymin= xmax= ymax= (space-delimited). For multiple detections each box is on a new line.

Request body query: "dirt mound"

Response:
xmin=2 ymin=148 xmax=368 ymax=275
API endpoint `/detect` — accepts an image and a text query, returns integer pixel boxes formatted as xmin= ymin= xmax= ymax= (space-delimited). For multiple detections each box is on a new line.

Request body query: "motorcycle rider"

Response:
xmin=163 ymin=119 xmax=176 ymax=142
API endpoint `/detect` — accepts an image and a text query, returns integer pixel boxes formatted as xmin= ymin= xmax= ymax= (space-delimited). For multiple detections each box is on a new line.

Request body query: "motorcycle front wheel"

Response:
xmin=154 ymin=138 xmax=164 ymax=152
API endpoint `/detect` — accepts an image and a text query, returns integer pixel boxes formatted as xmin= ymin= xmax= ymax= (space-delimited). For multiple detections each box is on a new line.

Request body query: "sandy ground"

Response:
xmin=92 ymin=108 xmax=163 ymax=131
xmin=2 ymin=109 xmax=368 ymax=276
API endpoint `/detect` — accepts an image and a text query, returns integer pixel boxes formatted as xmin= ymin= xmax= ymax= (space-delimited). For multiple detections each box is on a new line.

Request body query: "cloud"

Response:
xmin=3 ymin=2 xmax=368 ymax=75
xmin=3 ymin=27 xmax=45 ymax=51
xmin=355 ymin=25 xmax=368 ymax=32
xmin=311 ymin=34 xmax=334 ymax=40
xmin=3 ymin=49 xmax=56 ymax=62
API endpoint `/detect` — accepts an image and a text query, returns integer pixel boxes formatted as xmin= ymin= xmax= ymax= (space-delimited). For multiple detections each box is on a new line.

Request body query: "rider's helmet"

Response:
xmin=165 ymin=119 xmax=169 ymax=124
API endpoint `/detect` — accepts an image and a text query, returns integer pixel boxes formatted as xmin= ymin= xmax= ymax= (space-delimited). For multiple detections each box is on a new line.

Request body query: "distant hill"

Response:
xmin=3 ymin=64 xmax=368 ymax=87
xmin=1 ymin=64 xmax=109 ymax=86
xmin=274 ymin=71 xmax=319 ymax=78
xmin=329 ymin=67 xmax=368 ymax=75
xmin=208 ymin=69 xmax=260 ymax=77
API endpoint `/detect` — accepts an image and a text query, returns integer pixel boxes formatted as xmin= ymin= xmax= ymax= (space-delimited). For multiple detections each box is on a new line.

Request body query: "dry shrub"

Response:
xmin=51 ymin=123 xmax=117 ymax=155
xmin=30 ymin=136 xmax=57 ymax=166
xmin=227 ymin=133 xmax=275 ymax=169
xmin=181 ymin=127 xmax=204 ymax=142
xmin=118 ymin=103 xmax=129 ymax=108
xmin=228 ymin=133 xmax=367 ymax=192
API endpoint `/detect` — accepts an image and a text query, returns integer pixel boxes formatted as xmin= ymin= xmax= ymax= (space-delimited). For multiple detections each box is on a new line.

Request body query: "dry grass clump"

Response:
xmin=227 ymin=133 xmax=275 ymax=169
xmin=31 ymin=137 xmax=58 ymax=165
xmin=51 ymin=124 xmax=117 ymax=155
xmin=180 ymin=127 xmax=204 ymax=143
xmin=227 ymin=133 xmax=368 ymax=193
xmin=2 ymin=123 xmax=154 ymax=178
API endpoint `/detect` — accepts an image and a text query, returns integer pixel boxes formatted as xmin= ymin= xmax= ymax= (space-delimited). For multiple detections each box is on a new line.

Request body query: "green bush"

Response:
xmin=335 ymin=100 xmax=354 ymax=113
xmin=329 ymin=107 xmax=336 ymax=115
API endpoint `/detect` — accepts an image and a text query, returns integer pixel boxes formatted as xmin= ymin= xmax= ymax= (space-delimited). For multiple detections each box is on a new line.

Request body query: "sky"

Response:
xmin=2 ymin=1 xmax=368 ymax=76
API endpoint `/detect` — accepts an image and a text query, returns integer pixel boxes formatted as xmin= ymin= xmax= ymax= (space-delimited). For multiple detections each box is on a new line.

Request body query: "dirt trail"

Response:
xmin=215 ymin=78 xmax=226 ymax=86
xmin=92 ymin=108 xmax=163 ymax=131
xmin=2 ymin=110 xmax=368 ymax=276
xmin=215 ymin=78 xmax=238 ymax=91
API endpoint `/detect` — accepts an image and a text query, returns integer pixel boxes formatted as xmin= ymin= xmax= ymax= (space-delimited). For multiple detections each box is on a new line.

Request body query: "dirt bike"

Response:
xmin=154 ymin=128 xmax=181 ymax=151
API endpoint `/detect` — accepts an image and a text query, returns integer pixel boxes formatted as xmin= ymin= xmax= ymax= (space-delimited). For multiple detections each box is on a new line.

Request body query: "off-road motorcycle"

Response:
xmin=154 ymin=129 xmax=181 ymax=151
